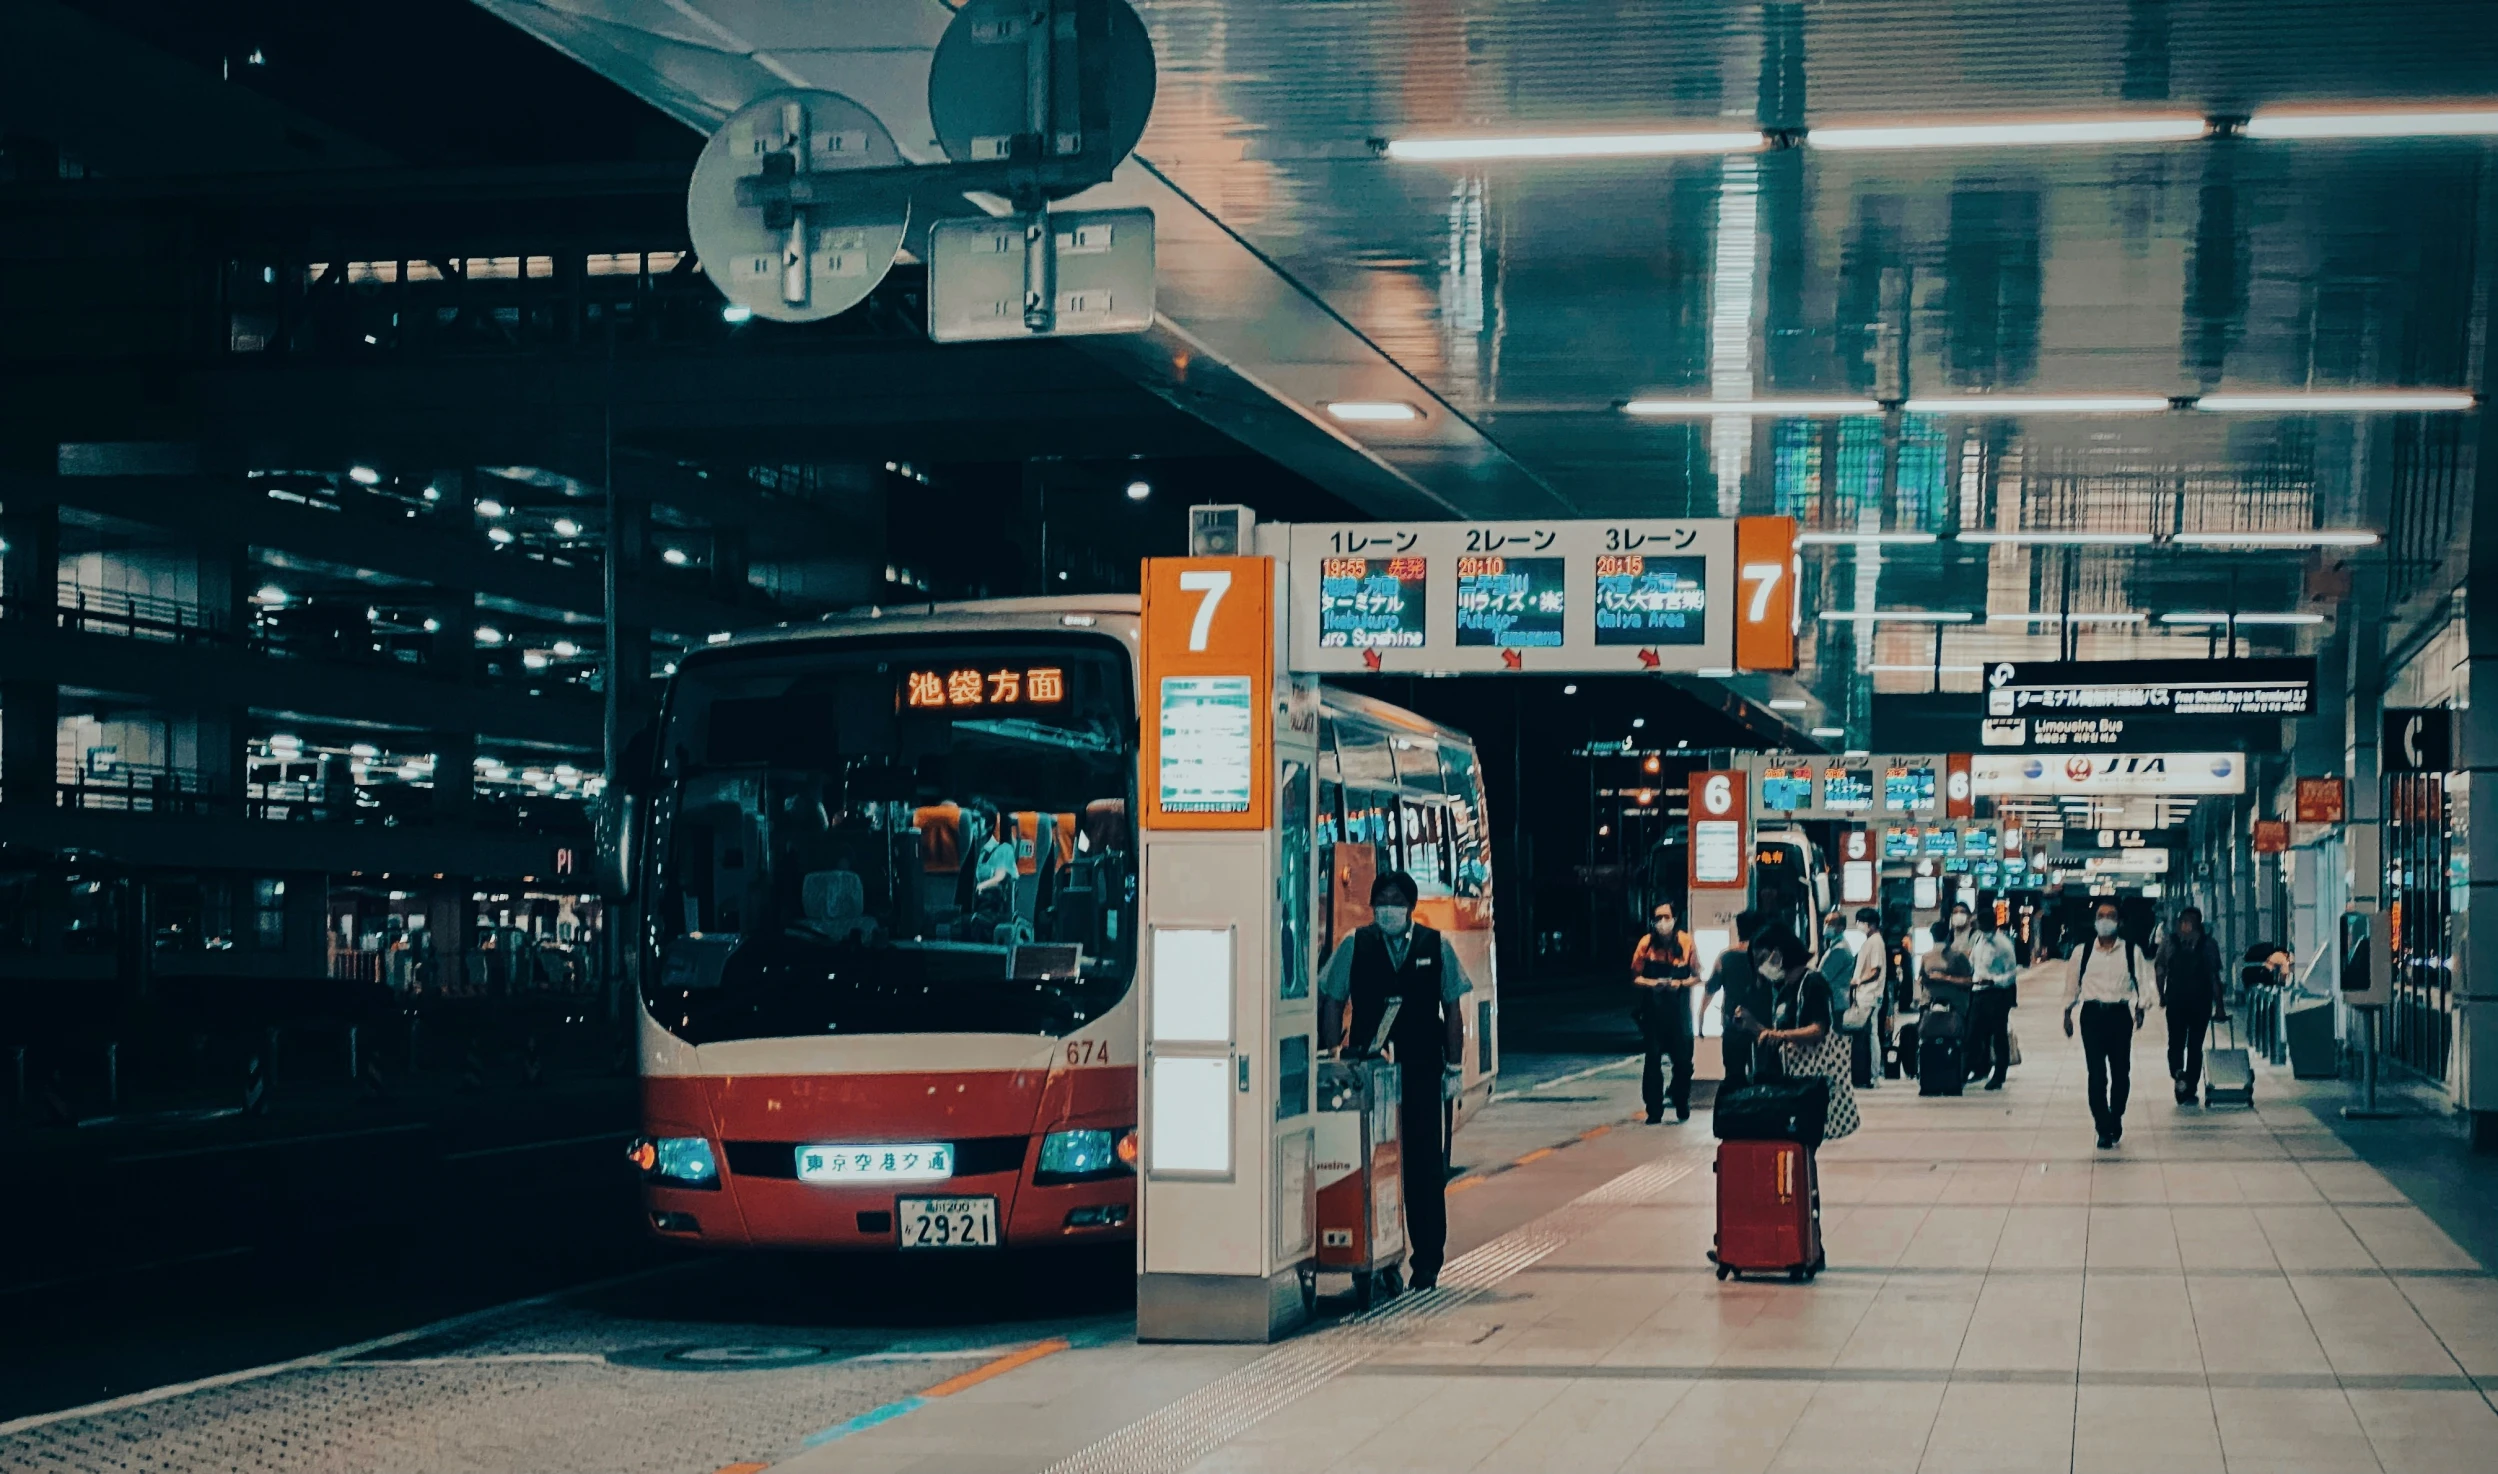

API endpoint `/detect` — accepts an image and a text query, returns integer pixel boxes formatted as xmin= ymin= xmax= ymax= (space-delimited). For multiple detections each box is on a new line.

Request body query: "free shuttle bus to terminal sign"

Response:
xmin=1983 ymin=658 xmax=2317 ymax=719
xmin=1283 ymin=517 xmax=1796 ymax=676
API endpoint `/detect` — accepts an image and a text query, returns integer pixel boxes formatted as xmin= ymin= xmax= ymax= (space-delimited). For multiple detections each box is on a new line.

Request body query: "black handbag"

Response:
xmin=1713 ymin=1074 xmax=1830 ymax=1149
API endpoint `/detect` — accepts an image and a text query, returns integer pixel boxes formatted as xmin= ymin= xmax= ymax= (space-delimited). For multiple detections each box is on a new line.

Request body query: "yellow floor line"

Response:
xmin=920 ymin=1337 xmax=1071 ymax=1398
xmin=1513 ymin=1147 xmax=1557 ymax=1165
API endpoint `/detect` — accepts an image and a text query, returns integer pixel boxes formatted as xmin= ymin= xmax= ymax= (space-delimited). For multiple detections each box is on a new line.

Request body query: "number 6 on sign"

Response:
xmin=1178 ymin=570 xmax=1231 ymax=652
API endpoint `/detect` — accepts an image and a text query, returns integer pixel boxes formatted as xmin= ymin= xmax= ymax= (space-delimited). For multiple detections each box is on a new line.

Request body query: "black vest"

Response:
xmin=1346 ymin=923 xmax=1447 ymax=1068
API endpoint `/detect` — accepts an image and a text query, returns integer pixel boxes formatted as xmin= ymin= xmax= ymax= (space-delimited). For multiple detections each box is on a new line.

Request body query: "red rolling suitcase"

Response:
xmin=1709 ymin=1138 xmax=1823 ymax=1282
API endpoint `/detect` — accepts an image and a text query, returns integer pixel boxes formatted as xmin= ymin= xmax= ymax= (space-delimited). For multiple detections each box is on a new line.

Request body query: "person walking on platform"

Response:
xmin=1318 ymin=869 xmax=1471 ymax=1292
xmin=1706 ymin=909 xmax=1767 ymax=1095
xmin=1963 ymin=904 xmax=2020 ymax=1090
xmin=1845 ymin=906 xmax=1889 ymax=1088
xmin=1630 ymin=902 xmax=1699 ymax=1123
xmin=2061 ymin=898 xmax=2155 ymax=1149
xmin=2156 ymin=906 xmax=2226 ymax=1104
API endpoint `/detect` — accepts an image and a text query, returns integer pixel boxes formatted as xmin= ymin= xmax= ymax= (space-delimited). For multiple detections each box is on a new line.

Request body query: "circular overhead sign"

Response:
xmin=929 ymin=0 xmax=1157 ymax=183
xmin=688 ymin=90 xmax=907 ymax=324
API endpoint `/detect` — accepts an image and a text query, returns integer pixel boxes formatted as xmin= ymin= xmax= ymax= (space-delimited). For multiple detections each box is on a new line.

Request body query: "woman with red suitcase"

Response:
xmin=1714 ymin=927 xmax=1860 ymax=1281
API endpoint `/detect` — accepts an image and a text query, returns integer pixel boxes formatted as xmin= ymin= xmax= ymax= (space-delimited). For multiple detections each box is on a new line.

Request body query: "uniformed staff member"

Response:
xmin=1317 ymin=869 xmax=1472 ymax=1293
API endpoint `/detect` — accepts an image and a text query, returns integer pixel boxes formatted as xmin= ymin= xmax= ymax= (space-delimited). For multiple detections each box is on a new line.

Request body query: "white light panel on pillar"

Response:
xmin=1149 ymin=1055 xmax=1233 ymax=1174
xmin=1150 ymin=926 xmax=1233 ymax=1044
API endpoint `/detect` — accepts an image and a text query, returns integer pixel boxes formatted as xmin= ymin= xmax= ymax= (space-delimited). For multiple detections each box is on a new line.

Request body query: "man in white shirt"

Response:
xmin=2061 ymin=898 xmax=2156 ymax=1149
xmin=1963 ymin=905 xmax=2021 ymax=1090
xmin=1846 ymin=907 xmax=1889 ymax=1089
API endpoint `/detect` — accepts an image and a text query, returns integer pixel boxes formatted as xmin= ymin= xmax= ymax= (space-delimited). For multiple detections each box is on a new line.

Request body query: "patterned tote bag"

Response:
xmin=1782 ymin=1028 xmax=1860 ymax=1142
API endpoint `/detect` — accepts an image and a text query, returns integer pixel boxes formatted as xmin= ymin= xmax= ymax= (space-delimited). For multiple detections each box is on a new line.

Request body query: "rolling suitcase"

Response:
xmin=1710 ymin=1138 xmax=1823 ymax=1282
xmin=1918 ymin=1033 xmax=1964 ymax=1096
xmin=2205 ymin=1010 xmax=2255 ymax=1108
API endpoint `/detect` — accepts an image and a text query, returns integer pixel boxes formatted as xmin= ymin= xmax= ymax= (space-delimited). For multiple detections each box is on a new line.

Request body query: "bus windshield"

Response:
xmin=643 ymin=635 xmax=1136 ymax=1044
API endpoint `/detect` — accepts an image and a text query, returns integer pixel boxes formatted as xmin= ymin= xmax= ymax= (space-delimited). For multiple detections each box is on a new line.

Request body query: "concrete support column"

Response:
xmin=431 ymin=589 xmax=475 ymax=680
xmin=2458 ymin=358 xmax=2498 ymax=1145
xmin=431 ymin=729 xmax=477 ymax=825
xmin=1 ymin=678 xmax=58 ymax=809
xmin=1 ymin=496 xmax=60 ymax=621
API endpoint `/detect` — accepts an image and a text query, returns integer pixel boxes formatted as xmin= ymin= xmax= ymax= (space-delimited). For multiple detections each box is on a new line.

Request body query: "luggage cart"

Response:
xmin=1314 ymin=1057 xmax=1406 ymax=1309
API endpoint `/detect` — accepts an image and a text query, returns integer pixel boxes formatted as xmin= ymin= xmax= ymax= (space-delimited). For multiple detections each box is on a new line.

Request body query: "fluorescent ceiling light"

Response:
xmin=2244 ymin=109 xmax=2498 ymax=140
xmin=1796 ymin=531 xmax=1938 ymax=545
xmin=1904 ymin=394 xmax=2171 ymax=414
xmin=1808 ymin=117 xmax=2207 ymax=150
xmin=1817 ymin=610 xmax=1974 ymax=623
xmin=2158 ymin=611 xmax=2327 ymax=625
xmin=1386 ymin=129 xmax=1765 ymax=162
xmin=1958 ymin=530 xmax=2155 ymax=546
xmin=1325 ymin=401 xmax=1422 ymax=422
xmin=2195 ymin=390 xmax=2475 ymax=412
xmin=1810 ymin=727 xmax=1846 ymax=739
xmin=1987 ymin=612 xmax=2148 ymax=625
xmin=1768 ymin=698 xmax=1809 ymax=711
xmin=2171 ymin=530 xmax=2379 ymax=547
xmin=1870 ymin=664 xmax=1984 ymax=673
xmin=1623 ymin=397 xmax=1878 ymax=417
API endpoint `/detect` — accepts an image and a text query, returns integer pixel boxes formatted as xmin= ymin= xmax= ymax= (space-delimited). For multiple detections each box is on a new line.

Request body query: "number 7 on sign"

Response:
xmin=1740 ymin=562 xmax=1783 ymax=623
xmin=1178 ymin=570 xmax=1231 ymax=652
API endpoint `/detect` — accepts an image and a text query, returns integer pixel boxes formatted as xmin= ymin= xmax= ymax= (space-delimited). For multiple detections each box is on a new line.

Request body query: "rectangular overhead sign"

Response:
xmin=1972 ymin=752 xmax=2249 ymax=797
xmin=926 ymin=208 xmax=1157 ymax=343
xmin=1742 ymin=753 xmax=1950 ymax=821
xmin=1981 ymin=658 xmax=2316 ymax=719
xmin=1285 ymin=519 xmax=1793 ymax=675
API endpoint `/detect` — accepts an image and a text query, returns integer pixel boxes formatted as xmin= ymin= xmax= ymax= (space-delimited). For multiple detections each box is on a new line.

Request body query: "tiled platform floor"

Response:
xmin=801 ymin=982 xmax=2498 ymax=1474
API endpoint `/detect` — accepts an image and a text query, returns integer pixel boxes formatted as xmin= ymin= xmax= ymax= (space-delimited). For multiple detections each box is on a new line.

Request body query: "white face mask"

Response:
xmin=1654 ymin=918 xmax=1676 ymax=937
xmin=1757 ymin=958 xmax=1788 ymax=984
xmin=2095 ymin=917 xmax=2120 ymax=939
xmin=1950 ymin=914 xmax=1971 ymax=931
xmin=1375 ymin=905 xmax=1412 ymax=937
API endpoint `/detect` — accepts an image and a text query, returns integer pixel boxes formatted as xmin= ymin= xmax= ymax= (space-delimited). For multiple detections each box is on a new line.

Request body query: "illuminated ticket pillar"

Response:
xmin=1688 ymin=769 xmax=1750 ymax=983
xmin=1134 ymin=553 xmax=1319 ymax=1342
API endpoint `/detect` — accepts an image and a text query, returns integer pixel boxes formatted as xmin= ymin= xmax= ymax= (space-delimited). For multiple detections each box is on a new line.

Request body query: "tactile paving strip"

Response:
xmin=1044 ymin=1151 xmax=1706 ymax=1474
xmin=0 ymin=1298 xmax=1036 ymax=1474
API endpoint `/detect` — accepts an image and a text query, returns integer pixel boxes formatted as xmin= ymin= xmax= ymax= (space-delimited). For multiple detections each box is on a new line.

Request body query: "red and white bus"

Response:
xmin=629 ymin=594 xmax=1498 ymax=1254
xmin=628 ymin=596 xmax=1498 ymax=1252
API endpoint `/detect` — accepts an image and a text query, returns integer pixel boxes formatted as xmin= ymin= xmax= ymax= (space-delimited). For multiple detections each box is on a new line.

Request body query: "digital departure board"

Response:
xmin=1592 ymin=554 xmax=1708 ymax=645
xmin=1156 ymin=676 xmax=1255 ymax=814
xmin=1882 ymin=827 xmax=1918 ymax=860
xmin=1884 ymin=763 xmax=1936 ymax=814
xmin=1924 ymin=828 xmax=1960 ymax=857
xmin=1453 ymin=556 xmax=1564 ymax=648
xmin=1965 ymin=826 xmax=1999 ymax=858
xmin=1316 ymin=556 xmax=1427 ymax=650
xmin=1284 ymin=521 xmax=1748 ymax=675
xmin=1823 ymin=767 xmax=1874 ymax=812
xmin=1760 ymin=765 xmax=1814 ymax=812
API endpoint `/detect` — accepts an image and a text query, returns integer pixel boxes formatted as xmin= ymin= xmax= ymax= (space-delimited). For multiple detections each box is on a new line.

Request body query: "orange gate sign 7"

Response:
xmin=1140 ymin=556 xmax=1273 ymax=831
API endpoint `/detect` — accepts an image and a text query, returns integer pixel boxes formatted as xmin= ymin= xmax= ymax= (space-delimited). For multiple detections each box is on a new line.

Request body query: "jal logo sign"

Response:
xmin=1974 ymin=752 xmax=2246 ymax=797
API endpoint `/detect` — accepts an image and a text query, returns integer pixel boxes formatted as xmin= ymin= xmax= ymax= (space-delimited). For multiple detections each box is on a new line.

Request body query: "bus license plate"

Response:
xmin=897 ymin=1196 xmax=998 ymax=1250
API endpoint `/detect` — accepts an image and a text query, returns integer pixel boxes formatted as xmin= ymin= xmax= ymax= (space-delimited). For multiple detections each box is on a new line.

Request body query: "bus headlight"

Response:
xmin=630 ymin=1135 xmax=720 ymax=1189
xmin=1036 ymin=1128 xmax=1133 ymax=1184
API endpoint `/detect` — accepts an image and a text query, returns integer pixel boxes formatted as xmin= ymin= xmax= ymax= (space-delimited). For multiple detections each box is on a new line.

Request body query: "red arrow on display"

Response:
xmin=1501 ymin=649 xmax=1523 ymax=670
xmin=1361 ymin=649 xmax=1383 ymax=672
xmin=1638 ymin=648 xmax=1661 ymax=669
